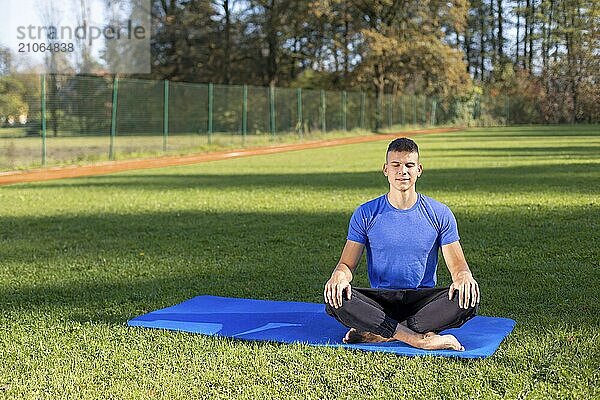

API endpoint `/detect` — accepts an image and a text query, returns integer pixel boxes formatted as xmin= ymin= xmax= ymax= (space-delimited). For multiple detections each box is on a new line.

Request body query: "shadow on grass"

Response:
xmin=1 ymin=203 xmax=598 ymax=329
xmin=461 ymin=125 xmax=600 ymax=138
xmin=7 ymin=162 xmax=599 ymax=195
xmin=424 ymin=146 xmax=600 ymax=157
xmin=0 ymin=210 xmax=348 ymax=323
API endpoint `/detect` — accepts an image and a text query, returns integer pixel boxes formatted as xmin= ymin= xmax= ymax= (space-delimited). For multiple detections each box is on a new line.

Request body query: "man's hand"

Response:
xmin=442 ymin=241 xmax=480 ymax=309
xmin=324 ymin=270 xmax=352 ymax=309
xmin=324 ymin=240 xmax=364 ymax=309
xmin=448 ymin=270 xmax=480 ymax=309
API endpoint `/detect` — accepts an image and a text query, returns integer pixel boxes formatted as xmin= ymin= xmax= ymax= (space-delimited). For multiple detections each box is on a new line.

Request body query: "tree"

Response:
xmin=349 ymin=0 xmax=471 ymax=93
xmin=0 ymin=47 xmax=13 ymax=76
xmin=0 ymin=76 xmax=29 ymax=125
xmin=151 ymin=0 xmax=220 ymax=82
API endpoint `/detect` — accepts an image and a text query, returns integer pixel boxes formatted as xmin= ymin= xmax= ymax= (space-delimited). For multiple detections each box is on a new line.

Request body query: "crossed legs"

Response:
xmin=325 ymin=286 xmax=478 ymax=351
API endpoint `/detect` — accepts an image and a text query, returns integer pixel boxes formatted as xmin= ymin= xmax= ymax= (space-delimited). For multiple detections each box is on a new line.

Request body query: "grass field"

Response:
xmin=0 ymin=125 xmax=599 ymax=398
xmin=0 ymin=129 xmax=377 ymax=172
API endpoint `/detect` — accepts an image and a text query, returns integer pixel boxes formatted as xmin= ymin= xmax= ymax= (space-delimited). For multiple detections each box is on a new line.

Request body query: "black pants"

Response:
xmin=325 ymin=286 xmax=478 ymax=338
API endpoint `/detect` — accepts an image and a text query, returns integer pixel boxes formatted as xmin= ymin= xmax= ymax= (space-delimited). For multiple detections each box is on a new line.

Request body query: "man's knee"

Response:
xmin=325 ymin=295 xmax=364 ymax=325
xmin=324 ymin=294 xmax=349 ymax=316
xmin=407 ymin=296 xmax=478 ymax=333
xmin=450 ymin=292 xmax=479 ymax=319
xmin=325 ymin=302 xmax=337 ymax=317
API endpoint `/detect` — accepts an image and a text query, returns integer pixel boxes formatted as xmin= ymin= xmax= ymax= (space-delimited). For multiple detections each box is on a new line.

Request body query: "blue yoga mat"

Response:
xmin=128 ymin=295 xmax=515 ymax=358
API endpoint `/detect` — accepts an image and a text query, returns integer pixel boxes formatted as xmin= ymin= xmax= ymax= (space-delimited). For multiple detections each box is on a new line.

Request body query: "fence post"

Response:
xmin=320 ymin=90 xmax=326 ymax=133
xmin=400 ymin=96 xmax=405 ymax=126
xmin=422 ymin=96 xmax=427 ymax=126
xmin=360 ymin=92 xmax=365 ymax=129
xmin=505 ymin=95 xmax=510 ymax=125
xmin=473 ymin=95 xmax=480 ymax=123
xmin=342 ymin=91 xmax=347 ymax=131
xmin=296 ymin=88 xmax=303 ymax=136
xmin=163 ymin=80 xmax=169 ymax=152
xmin=208 ymin=83 xmax=213 ymax=144
xmin=375 ymin=94 xmax=381 ymax=133
xmin=242 ymin=84 xmax=248 ymax=145
xmin=388 ymin=95 xmax=393 ymax=128
xmin=40 ymin=74 xmax=47 ymax=166
xmin=412 ymin=95 xmax=417 ymax=126
xmin=109 ymin=76 xmax=119 ymax=161
xmin=431 ymin=98 xmax=437 ymax=126
xmin=269 ymin=85 xmax=276 ymax=139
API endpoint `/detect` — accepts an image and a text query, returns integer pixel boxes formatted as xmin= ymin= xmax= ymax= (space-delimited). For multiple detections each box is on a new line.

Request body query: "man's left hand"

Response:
xmin=448 ymin=271 xmax=480 ymax=309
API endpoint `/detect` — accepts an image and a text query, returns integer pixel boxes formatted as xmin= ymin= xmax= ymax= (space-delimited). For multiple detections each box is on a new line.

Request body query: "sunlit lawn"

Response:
xmin=0 ymin=129 xmax=372 ymax=171
xmin=0 ymin=125 xmax=598 ymax=398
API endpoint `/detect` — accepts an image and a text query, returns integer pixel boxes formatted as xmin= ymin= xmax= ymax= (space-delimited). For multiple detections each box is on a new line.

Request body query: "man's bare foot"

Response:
xmin=342 ymin=328 xmax=395 ymax=344
xmin=419 ymin=332 xmax=464 ymax=351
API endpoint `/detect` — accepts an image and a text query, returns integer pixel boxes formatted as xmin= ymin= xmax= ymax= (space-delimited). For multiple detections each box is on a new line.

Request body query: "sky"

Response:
xmin=2 ymin=0 xmax=107 ymax=67
xmin=2 ymin=0 xmax=109 ymax=44
xmin=2 ymin=0 xmax=42 ymax=48
xmin=1 ymin=0 xmax=149 ymax=73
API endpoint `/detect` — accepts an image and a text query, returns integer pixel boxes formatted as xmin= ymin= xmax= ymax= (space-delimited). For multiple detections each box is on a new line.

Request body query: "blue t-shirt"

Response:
xmin=347 ymin=193 xmax=460 ymax=289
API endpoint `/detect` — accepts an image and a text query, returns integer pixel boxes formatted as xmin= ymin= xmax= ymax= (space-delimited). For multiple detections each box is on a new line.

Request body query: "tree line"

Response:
xmin=149 ymin=0 xmax=598 ymax=123
xmin=1 ymin=0 xmax=598 ymax=124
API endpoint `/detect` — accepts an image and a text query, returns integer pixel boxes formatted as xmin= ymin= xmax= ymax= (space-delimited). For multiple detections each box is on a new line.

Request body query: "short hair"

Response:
xmin=386 ymin=138 xmax=419 ymax=159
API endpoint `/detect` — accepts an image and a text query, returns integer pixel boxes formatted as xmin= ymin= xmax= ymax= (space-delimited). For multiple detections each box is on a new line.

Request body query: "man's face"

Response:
xmin=383 ymin=151 xmax=423 ymax=192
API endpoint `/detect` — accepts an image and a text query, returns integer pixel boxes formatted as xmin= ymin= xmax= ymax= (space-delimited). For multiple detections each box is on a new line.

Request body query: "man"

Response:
xmin=324 ymin=138 xmax=480 ymax=351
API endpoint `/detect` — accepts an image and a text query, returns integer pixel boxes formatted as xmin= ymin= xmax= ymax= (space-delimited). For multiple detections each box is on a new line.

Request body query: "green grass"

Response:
xmin=1 ymin=125 xmax=599 ymax=398
xmin=0 ymin=129 xmax=374 ymax=172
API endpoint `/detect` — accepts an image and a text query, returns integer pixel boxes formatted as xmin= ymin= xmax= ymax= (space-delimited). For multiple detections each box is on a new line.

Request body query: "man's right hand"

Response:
xmin=324 ymin=240 xmax=363 ymax=309
xmin=324 ymin=270 xmax=352 ymax=309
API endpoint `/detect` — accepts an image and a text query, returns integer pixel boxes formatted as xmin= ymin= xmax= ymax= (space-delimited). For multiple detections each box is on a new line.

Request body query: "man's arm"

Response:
xmin=441 ymin=241 xmax=480 ymax=309
xmin=324 ymin=240 xmax=364 ymax=309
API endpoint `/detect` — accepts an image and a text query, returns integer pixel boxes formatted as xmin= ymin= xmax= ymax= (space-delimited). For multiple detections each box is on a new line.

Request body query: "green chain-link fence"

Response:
xmin=1 ymin=74 xmax=525 ymax=171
